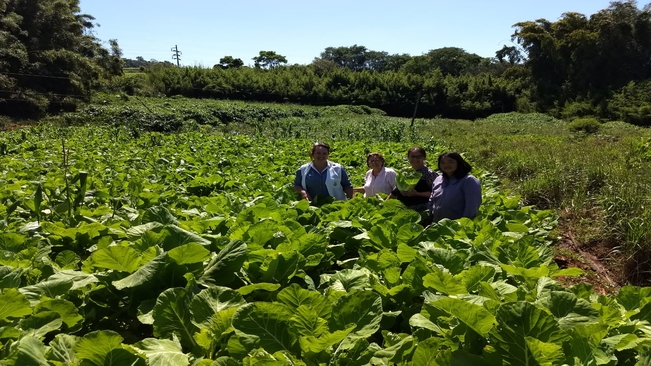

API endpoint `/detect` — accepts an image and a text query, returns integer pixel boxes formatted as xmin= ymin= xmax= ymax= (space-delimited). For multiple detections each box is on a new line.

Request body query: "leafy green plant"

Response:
xmin=395 ymin=168 xmax=422 ymax=191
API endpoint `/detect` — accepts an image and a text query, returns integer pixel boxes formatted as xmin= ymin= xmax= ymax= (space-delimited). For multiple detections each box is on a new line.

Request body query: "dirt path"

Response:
xmin=554 ymin=231 xmax=622 ymax=295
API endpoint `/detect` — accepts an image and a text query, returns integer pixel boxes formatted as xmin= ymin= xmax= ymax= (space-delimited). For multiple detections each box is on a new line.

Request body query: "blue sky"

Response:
xmin=79 ymin=0 xmax=616 ymax=67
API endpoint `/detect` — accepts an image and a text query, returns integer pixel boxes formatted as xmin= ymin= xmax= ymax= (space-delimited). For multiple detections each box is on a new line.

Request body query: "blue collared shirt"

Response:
xmin=294 ymin=164 xmax=352 ymax=199
xmin=428 ymin=174 xmax=482 ymax=222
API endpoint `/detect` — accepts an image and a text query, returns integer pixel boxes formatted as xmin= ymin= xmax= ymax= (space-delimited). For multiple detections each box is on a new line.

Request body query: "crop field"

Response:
xmin=2 ymin=122 xmax=651 ymax=365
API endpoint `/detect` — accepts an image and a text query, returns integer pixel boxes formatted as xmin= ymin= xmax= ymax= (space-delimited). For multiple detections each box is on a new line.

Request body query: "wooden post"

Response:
xmin=410 ymin=91 xmax=422 ymax=128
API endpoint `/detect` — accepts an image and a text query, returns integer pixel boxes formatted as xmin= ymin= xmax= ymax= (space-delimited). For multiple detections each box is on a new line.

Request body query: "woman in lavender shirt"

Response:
xmin=353 ymin=152 xmax=397 ymax=197
xmin=428 ymin=152 xmax=482 ymax=222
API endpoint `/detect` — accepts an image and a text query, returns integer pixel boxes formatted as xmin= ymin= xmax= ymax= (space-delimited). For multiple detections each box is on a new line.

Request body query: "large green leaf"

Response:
xmin=330 ymin=291 xmax=383 ymax=338
xmin=161 ymin=225 xmax=211 ymax=251
xmin=0 ymin=233 xmax=28 ymax=252
xmin=524 ymin=337 xmax=565 ymax=366
xmin=616 ymin=286 xmax=651 ymax=311
xmin=290 ymin=305 xmax=328 ymax=338
xmin=260 ymin=251 xmax=302 ymax=285
xmin=537 ymin=291 xmax=599 ymax=329
xmin=168 ymin=243 xmax=210 ymax=265
xmin=461 ymin=266 xmax=497 ymax=293
xmin=0 ymin=266 xmax=22 ymax=288
xmin=152 ymin=288 xmax=198 ymax=350
xmin=491 ymin=302 xmax=566 ymax=365
xmin=91 ymin=246 xmax=141 ymax=273
xmin=74 ymin=330 xmax=124 ymax=366
xmin=47 ymin=270 xmax=98 ymax=291
xmin=102 ymin=348 xmax=146 ymax=366
xmin=19 ymin=278 xmax=74 ymax=304
xmin=47 ymin=334 xmax=79 ymax=364
xmin=409 ymin=314 xmax=446 ymax=336
xmin=19 ymin=311 xmax=63 ymax=338
xmin=198 ymin=240 xmax=247 ymax=286
xmin=277 ymin=283 xmax=332 ymax=319
xmin=112 ymin=253 xmax=167 ymax=290
xmin=133 ymin=338 xmax=189 ymax=366
xmin=143 ymin=206 xmax=180 ymax=225
xmin=411 ymin=337 xmax=445 ymax=366
xmin=423 ymin=268 xmax=466 ymax=295
xmin=232 ymin=302 xmax=298 ymax=354
xmin=208 ymin=307 xmax=238 ymax=341
xmin=14 ymin=336 xmax=49 ymax=366
xmin=323 ymin=269 xmax=371 ymax=292
xmin=396 ymin=243 xmax=418 ymax=263
xmin=298 ymin=327 xmax=355 ymax=354
xmin=0 ymin=288 xmax=32 ymax=320
xmin=368 ymin=221 xmax=396 ymax=249
xmin=54 ymin=250 xmax=81 ymax=270
xmin=396 ymin=223 xmax=423 ymax=246
xmin=190 ymin=286 xmax=245 ymax=329
xmin=431 ymin=297 xmax=496 ymax=337
xmin=34 ymin=299 xmax=82 ymax=328
xmin=424 ymin=247 xmax=465 ymax=275
xmin=402 ymin=257 xmax=433 ymax=295
xmin=237 ymin=283 xmax=281 ymax=295
xmin=126 ymin=222 xmax=164 ymax=240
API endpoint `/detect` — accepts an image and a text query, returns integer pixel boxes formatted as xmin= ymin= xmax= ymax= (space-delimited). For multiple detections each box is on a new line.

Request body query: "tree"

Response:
xmin=320 ymin=45 xmax=368 ymax=71
xmin=495 ymin=45 xmax=524 ymax=65
xmin=511 ymin=1 xmax=651 ymax=107
xmin=0 ymin=0 xmax=122 ymax=118
xmin=252 ymin=51 xmax=287 ymax=69
xmin=425 ymin=47 xmax=483 ymax=76
xmin=217 ymin=56 xmax=244 ymax=69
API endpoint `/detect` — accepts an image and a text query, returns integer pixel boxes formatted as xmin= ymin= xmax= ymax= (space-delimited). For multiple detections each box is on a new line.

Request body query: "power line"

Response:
xmin=171 ymin=45 xmax=182 ymax=67
xmin=0 ymin=72 xmax=73 ymax=80
xmin=0 ymin=90 xmax=89 ymax=98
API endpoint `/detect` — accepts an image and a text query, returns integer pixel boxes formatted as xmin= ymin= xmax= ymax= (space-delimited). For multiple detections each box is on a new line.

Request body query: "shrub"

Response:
xmin=568 ymin=117 xmax=601 ymax=134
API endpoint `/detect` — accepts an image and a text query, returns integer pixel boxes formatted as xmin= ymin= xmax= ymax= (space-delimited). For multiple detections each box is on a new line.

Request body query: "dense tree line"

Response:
xmin=126 ymin=1 xmax=651 ymax=123
xmin=2 ymin=0 xmax=651 ymax=124
xmin=0 ymin=0 xmax=122 ymax=118
xmin=124 ymin=57 xmax=174 ymax=69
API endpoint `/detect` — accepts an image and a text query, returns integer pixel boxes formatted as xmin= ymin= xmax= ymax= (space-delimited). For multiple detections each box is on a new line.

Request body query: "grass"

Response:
xmin=420 ymin=113 xmax=651 ymax=283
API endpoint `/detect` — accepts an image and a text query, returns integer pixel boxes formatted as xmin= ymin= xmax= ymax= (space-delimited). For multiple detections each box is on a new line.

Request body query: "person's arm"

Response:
xmin=462 ymin=176 xmax=482 ymax=218
xmin=386 ymin=169 xmax=397 ymax=190
xmin=402 ymin=190 xmax=430 ymax=198
xmin=345 ymin=187 xmax=354 ymax=199
xmin=427 ymin=177 xmax=439 ymax=212
xmin=293 ymin=170 xmax=311 ymax=201
xmin=353 ymin=170 xmax=370 ymax=193
xmin=340 ymin=168 xmax=354 ymax=199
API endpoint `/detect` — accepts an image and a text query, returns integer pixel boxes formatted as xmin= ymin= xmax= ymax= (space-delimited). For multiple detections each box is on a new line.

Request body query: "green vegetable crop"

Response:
xmin=396 ymin=167 xmax=422 ymax=191
xmin=0 ymin=125 xmax=646 ymax=365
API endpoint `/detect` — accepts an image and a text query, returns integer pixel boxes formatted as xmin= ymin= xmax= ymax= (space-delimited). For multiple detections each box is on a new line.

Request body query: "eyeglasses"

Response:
xmin=368 ymin=159 xmax=382 ymax=163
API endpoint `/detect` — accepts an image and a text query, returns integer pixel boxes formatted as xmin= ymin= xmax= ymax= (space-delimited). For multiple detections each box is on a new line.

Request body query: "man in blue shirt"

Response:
xmin=293 ymin=142 xmax=353 ymax=202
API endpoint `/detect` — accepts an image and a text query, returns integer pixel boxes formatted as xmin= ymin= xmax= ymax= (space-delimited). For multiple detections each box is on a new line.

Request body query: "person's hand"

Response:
xmin=301 ymin=190 xmax=311 ymax=201
xmin=401 ymin=190 xmax=416 ymax=197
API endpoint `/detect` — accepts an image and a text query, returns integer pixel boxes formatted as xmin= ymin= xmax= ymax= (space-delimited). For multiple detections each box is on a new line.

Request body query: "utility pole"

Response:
xmin=410 ymin=91 xmax=422 ymax=128
xmin=171 ymin=45 xmax=182 ymax=67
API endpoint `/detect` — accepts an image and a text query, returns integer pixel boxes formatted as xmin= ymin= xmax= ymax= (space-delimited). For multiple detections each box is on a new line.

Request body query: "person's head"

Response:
xmin=366 ymin=152 xmax=385 ymax=169
xmin=438 ymin=152 xmax=472 ymax=178
xmin=407 ymin=147 xmax=426 ymax=169
xmin=310 ymin=142 xmax=330 ymax=162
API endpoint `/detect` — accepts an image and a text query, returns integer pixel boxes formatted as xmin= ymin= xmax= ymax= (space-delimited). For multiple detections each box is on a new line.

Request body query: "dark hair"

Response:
xmin=310 ymin=142 xmax=330 ymax=154
xmin=366 ymin=152 xmax=385 ymax=167
xmin=407 ymin=146 xmax=426 ymax=158
xmin=438 ymin=152 xmax=472 ymax=179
